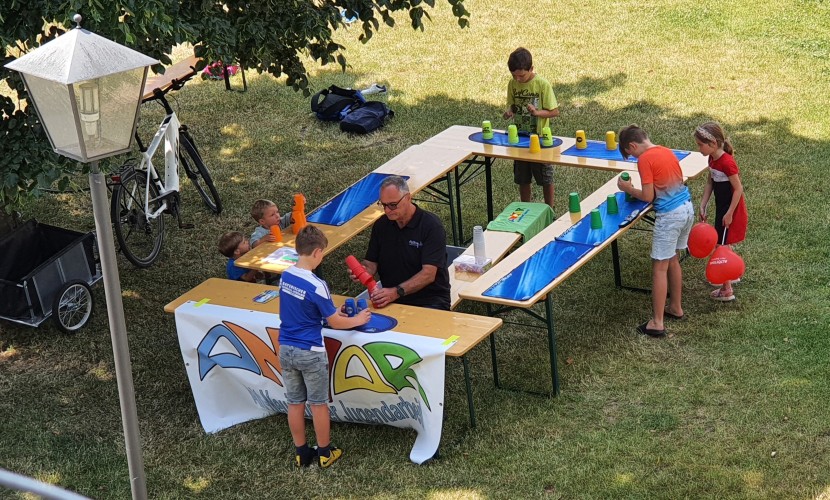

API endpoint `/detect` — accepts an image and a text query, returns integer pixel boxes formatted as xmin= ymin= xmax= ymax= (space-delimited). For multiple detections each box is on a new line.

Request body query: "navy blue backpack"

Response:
xmin=310 ymin=85 xmax=365 ymax=121
xmin=339 ymin=101 xmax=394 ymax=134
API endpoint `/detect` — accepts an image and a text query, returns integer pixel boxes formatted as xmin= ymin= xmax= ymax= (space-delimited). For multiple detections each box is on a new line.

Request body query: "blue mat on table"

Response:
xmin=482 ymin=193 xmax=651 ymax=301
xmin=558 ymin=193 xmax=650 ymax=247
xmin=468 ymin=132 xmax=563 ymax=149
xmin=355 ymin=312 xmax=398 ymax=333
xmin=560 ymin=140 xmax=691 ymax=163
xmin=482 ymin=239 xmax=593 ymax=301
xmin=306 ymin=173 xmax=409 ymax=226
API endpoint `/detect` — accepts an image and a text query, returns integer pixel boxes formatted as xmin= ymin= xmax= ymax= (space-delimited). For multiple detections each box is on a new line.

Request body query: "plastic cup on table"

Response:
xmin=605 ymin=130 xmax=617 ymax=150
xmin=270 ymin=225 xmax=283 ymax=242
xmin=541 ymin=126 xmax=553 ymax=147
xmin=507 ymin=124 xmax=519 ymax=144
xmin=344 ymin=298 xmax=356 ymax=317
xmin=529 ymin=134 xmax=541 ymax=153
xmin=568 ymin=192 xmax=581 ymax=214
xmin=356 ymin=298 xmax=368 ymax=313
xmin=590 ymin=208 xmax=603 ymax=229
xmin=575 ymin=129 xmax=587 ymax=149
xmin=482 ymin=120 xmax=493 ymax=140
xmin=606 ymin=194 xmax=619 ymax=215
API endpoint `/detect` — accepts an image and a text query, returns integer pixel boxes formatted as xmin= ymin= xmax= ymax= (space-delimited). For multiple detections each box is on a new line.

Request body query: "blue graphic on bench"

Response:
xmin=557 ymin=193 xmax=650 ymax=246
xmin=482 ymin=239 xmax=593 ymax=301
xmin=482 ymin=193 xmax=650 ymax=301
xmin=468 ymin=132 xmax=563 ymax=149
xmin=306 ymin=173 xmax=410 ymax=226
xmin=560 ymin=140 xmax=690 ymax=163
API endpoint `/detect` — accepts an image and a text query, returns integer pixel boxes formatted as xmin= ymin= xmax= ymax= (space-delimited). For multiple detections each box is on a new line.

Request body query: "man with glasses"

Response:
xmin=348 ymin=176 xmax=451 ymax=310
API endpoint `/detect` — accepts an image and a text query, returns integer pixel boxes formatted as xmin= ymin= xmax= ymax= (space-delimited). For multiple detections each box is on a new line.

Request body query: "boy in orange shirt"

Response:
xmin=617 ymin=125 xmax=694 ymax=337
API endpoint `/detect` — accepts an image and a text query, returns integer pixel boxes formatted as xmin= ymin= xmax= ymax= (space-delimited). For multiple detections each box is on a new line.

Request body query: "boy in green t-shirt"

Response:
xmin=503 ymin=47 xmax=560 ymax=210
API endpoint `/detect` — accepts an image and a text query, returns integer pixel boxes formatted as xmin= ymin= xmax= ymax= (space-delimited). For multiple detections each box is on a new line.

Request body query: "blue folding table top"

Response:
xmin=306 ymin=173 xmax=409 ymax=226
xmin=468 ymin=132 xmax=563 ymax=149
xmin=560 ymin=140 xmax=691 ymax=163
xmin=482 ymin=192 xmax=650 ymax=301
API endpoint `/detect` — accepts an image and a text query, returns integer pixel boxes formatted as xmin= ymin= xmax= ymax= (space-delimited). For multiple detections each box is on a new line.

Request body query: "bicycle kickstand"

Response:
xmin=172 ymin=200 xmax=195 ymax=230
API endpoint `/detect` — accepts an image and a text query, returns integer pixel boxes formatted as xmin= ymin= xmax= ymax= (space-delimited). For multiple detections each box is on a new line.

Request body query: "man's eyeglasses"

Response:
xmin=377 ymin=193 xmax=408 ymax=211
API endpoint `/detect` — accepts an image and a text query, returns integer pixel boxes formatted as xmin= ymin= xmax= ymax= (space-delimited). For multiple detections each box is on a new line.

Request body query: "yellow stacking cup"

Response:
xmin=575 ymin=129 xmax=587 ymax=149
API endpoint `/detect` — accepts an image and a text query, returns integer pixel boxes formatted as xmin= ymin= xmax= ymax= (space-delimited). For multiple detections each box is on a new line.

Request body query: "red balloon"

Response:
xmin=706 ymin=246 xmax=745 ymax=284
xmin=688 ymin=222 xmax=718 ymax=258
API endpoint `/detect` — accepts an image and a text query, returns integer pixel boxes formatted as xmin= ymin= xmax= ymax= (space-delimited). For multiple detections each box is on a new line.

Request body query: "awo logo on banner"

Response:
xmin=196 ymin=321 xmax=431 ymax=409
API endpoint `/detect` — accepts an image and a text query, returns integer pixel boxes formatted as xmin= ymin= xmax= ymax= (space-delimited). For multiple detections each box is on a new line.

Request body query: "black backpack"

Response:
xmin=339 ymin=101 xmax=394 ymax=134
xmin=310 ymin=85 xmax=365 ymax=121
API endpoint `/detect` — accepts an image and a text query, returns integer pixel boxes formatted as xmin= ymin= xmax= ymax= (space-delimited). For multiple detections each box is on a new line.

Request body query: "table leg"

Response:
xmin=485 ymin=156 xmax=493 ymax=222
xmin=544 ymin=294 xmax=560 ymax=397
xmin=446 ymin=172 xmax=459 ymax=246
xmin=461 ymin=356 xmax=476 ymax=428
xmin=486 ymin=303 xmax=501 ymax=388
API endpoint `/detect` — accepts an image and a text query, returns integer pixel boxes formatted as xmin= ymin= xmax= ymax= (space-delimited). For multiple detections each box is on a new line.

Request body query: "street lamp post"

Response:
xmin=5 ymin=15 xmax=158 ymax=500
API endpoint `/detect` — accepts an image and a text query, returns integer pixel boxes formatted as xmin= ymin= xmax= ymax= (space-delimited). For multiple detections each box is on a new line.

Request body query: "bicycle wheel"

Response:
xmin=110 ymin=169 xmax=165 ymax=267
xmin=179 ymin=129 xmax=222 ymax=214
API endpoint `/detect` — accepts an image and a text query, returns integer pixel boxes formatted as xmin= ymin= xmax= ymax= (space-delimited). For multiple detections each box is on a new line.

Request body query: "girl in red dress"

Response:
xmin=694 ymin=122 xmax=748 ymax=302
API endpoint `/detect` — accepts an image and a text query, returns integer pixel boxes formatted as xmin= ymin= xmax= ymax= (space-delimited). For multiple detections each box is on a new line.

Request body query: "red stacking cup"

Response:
xmin=345 ymin=255 xmax=378 ymax=298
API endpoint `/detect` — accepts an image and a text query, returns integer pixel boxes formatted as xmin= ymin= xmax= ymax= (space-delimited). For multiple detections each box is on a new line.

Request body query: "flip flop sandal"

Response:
xmin=710 ymin=289 xmax=736 ymax=302
xmin=636 ymin=322 xmax=666 ymax=337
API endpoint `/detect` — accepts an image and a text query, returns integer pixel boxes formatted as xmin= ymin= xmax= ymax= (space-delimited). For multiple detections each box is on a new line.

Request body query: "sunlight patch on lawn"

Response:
xmin=778 ymin=377 xmax=812 ymax=388
xmin=815 ymin=485 xmax=830 ymax=500
xmin=87 ymin=361 xmax=113 ymax=381
xmin=122 ymin=290 xmax=142 ymax=300
xmin=742 ymin=470 xmax=764 ymax=490
xmin=221 ymin=123 xmax=245 ymax=137
xmin=183 ymin=476 xmax=211 ymax=493
xmin=427 ymin=489 xmax=486 ymax=500
xmin=614 ymin=472 xmax=635 ymax=485
xmin=0 ymin=345 xmax=19 ymax=361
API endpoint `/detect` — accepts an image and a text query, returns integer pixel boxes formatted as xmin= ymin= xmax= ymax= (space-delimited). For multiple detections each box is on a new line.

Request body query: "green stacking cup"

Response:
xmin=590 ymin=208 xmax=602 ymax=229
xmin=606 ymin=193 xmax=619 ymax=215
xmin=507 ymin=124 xmax=519 ymax=144
xmin=482 ymin=120 xmax=493 ymax=140
xmin=568 ymin=192 xmax=580 ymax=213
xmin=620 ymin=172 xmax=634 ymax=202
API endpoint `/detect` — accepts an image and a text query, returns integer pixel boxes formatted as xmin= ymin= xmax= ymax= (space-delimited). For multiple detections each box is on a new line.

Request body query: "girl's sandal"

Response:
xmin=710 ymin=288 xmax=735 ymax=302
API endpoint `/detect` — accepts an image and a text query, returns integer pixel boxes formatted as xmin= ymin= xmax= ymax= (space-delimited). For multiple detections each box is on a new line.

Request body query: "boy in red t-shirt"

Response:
xmin=618 ymin=125 xmax=694 ymax=337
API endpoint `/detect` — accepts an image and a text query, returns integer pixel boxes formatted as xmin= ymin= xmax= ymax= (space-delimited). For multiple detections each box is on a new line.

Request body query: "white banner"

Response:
xmin=174 ymin=301 xmax=449 ymax=464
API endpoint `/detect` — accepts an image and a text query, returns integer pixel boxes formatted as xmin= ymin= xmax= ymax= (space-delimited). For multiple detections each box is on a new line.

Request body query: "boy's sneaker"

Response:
xmin=295 ymin=446 xmax=317 ymax=468
xmin=318 ymin=447 xmax=343 ymax=468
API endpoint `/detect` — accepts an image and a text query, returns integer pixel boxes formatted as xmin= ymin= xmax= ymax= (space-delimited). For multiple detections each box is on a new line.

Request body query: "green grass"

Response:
xmin=3 ymin=0 xmax=830 ymax=498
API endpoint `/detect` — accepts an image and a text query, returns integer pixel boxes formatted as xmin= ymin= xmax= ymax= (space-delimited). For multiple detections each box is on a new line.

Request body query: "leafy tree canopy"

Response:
xmin=0 ymin=0 xmax=469 ymax=211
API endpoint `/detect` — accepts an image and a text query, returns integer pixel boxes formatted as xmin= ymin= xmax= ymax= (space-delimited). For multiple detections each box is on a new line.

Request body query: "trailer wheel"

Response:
xmin=52 ymin=280 xmax=94 ymax=334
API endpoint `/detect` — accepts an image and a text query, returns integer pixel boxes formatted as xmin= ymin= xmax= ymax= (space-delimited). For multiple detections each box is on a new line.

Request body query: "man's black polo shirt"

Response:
xmin=365 ymin=205 xmax=450 ymax=310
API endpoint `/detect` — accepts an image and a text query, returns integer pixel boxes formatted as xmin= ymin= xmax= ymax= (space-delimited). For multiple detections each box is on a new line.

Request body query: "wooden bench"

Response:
xmin=165 ymin=278 xmax=503 ymax=427
xmin=142 ymin=55 xmax=201 ymax=101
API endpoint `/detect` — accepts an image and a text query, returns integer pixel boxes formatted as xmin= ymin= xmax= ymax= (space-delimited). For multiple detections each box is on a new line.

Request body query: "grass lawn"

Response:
xmin=2 ymin=0 xmax=830 ymax=498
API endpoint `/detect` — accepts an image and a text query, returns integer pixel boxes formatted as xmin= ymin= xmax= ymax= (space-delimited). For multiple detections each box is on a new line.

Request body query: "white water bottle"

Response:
xmin=473 ymin=226 xmax=486 ymax=265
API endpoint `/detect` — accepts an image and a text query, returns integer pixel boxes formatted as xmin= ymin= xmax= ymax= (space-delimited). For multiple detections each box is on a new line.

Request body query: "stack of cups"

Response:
xmin=568 ymin=192 xmax=581 ymax=214
xmin=270 ymin=225 xmax=283 ymax=242
xmin=529 ymin=134 xmax=541 ymax=153
xmin=344 ymin=298 xmax=356 ymax=317
xmin=541 ymin=126 xmax=553 ymax=147
xmin=482 ymin=120 xmax=493 ymax=140
xmin=356 ymin=298 xmax=368 ymax=313
xmin=507 ymin=124 xmax=519 ymax=144
xmin=575 ymin=130 xmax=587 ymax=149
xmin=473 ymin=225 xmax=486 ymax=265
xmin=590 ymin=208 xmax=603 ymax=229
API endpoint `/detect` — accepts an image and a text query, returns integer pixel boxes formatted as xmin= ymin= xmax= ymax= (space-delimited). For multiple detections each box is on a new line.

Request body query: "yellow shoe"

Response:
xmin=318 ymin=447 xmax=343 ymax=468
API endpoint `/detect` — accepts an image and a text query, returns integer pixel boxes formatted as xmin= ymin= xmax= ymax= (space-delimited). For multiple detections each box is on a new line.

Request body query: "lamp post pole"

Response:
xmin=88 ymin=162 xmax=147 ymax=500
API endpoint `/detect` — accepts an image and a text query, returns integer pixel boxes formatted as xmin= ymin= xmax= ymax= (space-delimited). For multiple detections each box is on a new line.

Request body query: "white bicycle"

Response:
xmin=109 ymin=70 xmax=222 ymax=268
